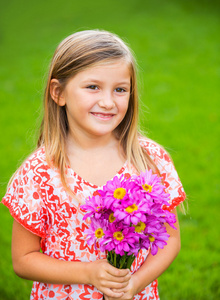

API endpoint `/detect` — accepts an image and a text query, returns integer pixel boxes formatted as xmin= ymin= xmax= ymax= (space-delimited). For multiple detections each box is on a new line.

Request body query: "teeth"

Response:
xmin=93 ymin=113 xmax=113 ymax=117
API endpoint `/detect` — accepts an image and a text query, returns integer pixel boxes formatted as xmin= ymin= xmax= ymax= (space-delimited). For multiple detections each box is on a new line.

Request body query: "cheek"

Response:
xmin=119 ymin=100 xmax=129 ymax=114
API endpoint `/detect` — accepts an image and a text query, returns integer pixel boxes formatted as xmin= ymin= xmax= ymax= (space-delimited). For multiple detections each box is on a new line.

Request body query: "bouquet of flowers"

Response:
xmin=81 ymin=170 xmax=176 ymax=269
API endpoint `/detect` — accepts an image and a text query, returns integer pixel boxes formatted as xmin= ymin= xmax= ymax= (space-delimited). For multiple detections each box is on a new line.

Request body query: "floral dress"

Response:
xmin=2 ymin=138 xmax=185 ymax=300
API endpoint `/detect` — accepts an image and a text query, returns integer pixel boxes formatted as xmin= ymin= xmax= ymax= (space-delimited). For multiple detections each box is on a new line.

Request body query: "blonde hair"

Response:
xmin=38 ymin=29 xmax=159 ymax=195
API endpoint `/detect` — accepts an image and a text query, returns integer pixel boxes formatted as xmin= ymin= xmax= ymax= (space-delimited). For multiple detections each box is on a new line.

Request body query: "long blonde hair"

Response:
xmin=38 ymin=29 xmax=159 ymax=194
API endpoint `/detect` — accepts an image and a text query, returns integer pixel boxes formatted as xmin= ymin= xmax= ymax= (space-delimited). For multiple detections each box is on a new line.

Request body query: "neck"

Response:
xmin=66 ymin=129 xmax=118 ymax=151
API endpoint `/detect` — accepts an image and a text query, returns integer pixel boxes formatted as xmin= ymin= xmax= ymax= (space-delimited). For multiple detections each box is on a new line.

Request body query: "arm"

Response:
xmin=12 ymin=220 xmax=131 ymax=298
xmin=104 ymin=208 xmax=181 ymax=300
xmin=132 ymin=208 xmax=181 ymax=293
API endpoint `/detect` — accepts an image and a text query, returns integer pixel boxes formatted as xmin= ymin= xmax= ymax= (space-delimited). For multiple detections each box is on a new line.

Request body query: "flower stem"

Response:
xmin=127 ymin=254 xmax=135 ymax=269
xmin=114 ymin=251 xmax=117 ymax=267
xmin=110 ymin=251 xmax=114 ymax=264
xmin=119 ymin=252 xmax=127 ymax=269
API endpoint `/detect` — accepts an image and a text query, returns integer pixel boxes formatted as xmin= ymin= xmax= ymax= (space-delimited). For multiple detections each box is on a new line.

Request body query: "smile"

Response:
xmin=91 ymin=112 xmax=115 ymax=120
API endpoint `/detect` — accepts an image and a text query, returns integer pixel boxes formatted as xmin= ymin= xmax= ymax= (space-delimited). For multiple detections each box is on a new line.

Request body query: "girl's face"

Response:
xmin=52 ymin=60 xmax=131 ymax=140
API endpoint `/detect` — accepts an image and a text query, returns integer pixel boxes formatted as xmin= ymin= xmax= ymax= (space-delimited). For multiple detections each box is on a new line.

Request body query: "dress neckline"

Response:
xmin=67 ymin=160 xmax=128 ymax=189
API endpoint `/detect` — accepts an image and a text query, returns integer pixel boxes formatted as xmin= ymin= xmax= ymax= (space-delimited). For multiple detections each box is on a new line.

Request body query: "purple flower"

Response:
xmin=133 ymin=169 xmax=170 ymax=205
xmin=141 ymin=225 xmax=169 ymax=255
xmin=100 ymin=222 xmax=139 ymax=256
xmin=80 ymin=168 xmax=177 ymax=267
xmin=143 ymin=216 xmax=161 ymax=233
xmin=113 ymin=192 xmax=150 ymax=225
xmin=84 ymin=218 xmax=108 ymax=248
xmin=81 ymin=195 xmax=106 ymax=220
xmin=98 ymin=175 xmax=133 ymax=210
xmin=163 ymin=209 xmax=177 ymax=229
xmin=149 ymin=203 xmax=176 ymax=229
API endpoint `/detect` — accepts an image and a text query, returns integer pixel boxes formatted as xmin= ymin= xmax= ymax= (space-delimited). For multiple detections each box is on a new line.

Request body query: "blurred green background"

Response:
xmin=0 ymin=0 xmax=219 ymax=299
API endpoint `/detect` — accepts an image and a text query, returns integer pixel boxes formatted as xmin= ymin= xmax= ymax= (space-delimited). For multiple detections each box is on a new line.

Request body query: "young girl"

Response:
xmin=2 ymin=30 xmax=185 ymax=300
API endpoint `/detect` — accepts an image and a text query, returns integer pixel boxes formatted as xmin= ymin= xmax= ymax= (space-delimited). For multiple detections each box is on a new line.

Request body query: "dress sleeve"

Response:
xmin=2 ymin=159 xmax=48 ymax=238
xmin=140 ymin=139 xmax=186 ymax=211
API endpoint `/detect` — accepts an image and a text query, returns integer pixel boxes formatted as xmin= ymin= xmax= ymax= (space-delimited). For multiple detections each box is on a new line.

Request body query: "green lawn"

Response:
xmin=0 ymin=0 xmax=219 ymax=299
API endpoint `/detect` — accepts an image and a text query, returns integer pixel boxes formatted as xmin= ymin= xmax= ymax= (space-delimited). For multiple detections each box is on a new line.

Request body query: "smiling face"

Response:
xmin=51 ymin=60 xmax=131 ymax=141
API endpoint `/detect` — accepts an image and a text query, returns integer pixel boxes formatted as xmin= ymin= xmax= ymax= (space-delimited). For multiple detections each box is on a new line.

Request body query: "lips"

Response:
xmin=91 ymin=112 xmax=115 ymax=120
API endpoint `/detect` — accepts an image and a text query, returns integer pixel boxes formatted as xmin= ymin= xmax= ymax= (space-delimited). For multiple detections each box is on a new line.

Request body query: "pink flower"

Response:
xmin=84 ymin=218 xmax=108 ymax=248
xmin=81 ymin=195 xmax=106 ymax=220
xmin=100 ymin=223 xmax=139 ymax=256
xmin=80 ymin=169 xmax=177 ymax=266
xmin=141 ymin=224 xmax=169 ymax=255
xmin=163 ymin=209 xmax=177 ymax=229
xmin=149 ymin=203 xmax=177 ymax=230
xmin=98 ymin=175 xmax=133 ymax=210
xmin=113 ymin=191 xmax=150 ymax=225
xmin=133 ymin=169 xmax=170 ymax=205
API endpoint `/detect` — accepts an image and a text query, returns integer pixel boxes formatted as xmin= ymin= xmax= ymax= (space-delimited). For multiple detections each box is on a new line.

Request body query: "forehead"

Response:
xmin=75 ymin=59 xmax=131 ymax=82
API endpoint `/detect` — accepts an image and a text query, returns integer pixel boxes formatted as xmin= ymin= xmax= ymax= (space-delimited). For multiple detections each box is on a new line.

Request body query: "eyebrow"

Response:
xmin=82 ymin=79 xmax=131 ymax=86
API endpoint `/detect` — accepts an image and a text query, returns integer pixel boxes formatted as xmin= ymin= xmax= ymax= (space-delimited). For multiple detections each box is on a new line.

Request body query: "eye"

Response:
xmin=87 ymin=85 xmax=98 ymax=90
xmin=115 ymin=87 xmax=126 ymax=93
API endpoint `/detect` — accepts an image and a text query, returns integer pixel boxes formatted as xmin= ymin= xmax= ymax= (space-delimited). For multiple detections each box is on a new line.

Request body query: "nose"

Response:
xmin=98 ymin=91 xmax=115 ymax=110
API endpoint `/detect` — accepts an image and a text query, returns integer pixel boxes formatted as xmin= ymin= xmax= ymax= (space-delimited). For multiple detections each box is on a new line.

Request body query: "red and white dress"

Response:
xmin=2 ymin=138 xmax=185 ymax=300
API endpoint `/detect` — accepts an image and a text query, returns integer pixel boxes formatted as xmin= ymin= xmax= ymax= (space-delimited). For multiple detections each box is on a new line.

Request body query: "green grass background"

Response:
xmin=0 ymin=0 xmax=219 ymax=299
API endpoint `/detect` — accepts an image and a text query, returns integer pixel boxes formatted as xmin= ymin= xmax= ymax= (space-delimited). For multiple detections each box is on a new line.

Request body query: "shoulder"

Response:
xmin=21 ymin=146 xmax=47 ymax=170
xmin=11 ymin=146 xmax=52 ymax=188
xmin=138 ymin=135 xmax=186 ymax=210
xmin=138 ymin=136 xmax=171 ymax=165
xmin=2 ymin=147 xmax=50 ymax=237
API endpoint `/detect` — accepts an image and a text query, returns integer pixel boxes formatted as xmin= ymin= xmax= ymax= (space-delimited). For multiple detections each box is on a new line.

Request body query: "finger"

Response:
xmin=107 ymin=266 xmax=130 ymax=277
xmin=98 ymin=272 xmax=129 ymax=285
xmin=103 ymin=280 xmax=130 ymax=290
xmin=108 ymin=274 xmax=131 ymax=286
xmin=104 ymin=274 xmax=131 ymax=288
xmin=122 ymin=270 xmax=131 ymax=281
xmin=102 ymin=273 xmax=131 ymax=290
xmin=107 ymin=271 xmax=131 ymax=284
xmin=103 ymin=288 xmax=125 ymax=299
xmin=112 ymin=285 xmax=130 ymax=293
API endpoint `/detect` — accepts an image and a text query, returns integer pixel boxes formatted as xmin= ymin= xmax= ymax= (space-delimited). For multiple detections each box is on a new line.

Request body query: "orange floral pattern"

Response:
xmin=2 ymin=139 xmax=185 ymax=299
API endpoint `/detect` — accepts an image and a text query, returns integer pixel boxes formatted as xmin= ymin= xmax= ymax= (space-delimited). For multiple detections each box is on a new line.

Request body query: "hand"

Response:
xmin=88 ymin=259 xmax=131 ymax=298
xmin=104 ymin=275 xmax=136 ymax=300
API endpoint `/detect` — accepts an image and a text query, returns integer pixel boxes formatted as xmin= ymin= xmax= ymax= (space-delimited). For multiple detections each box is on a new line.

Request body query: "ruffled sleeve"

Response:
xmin=2 ymin=153 xmax=48 ymax=238
xmin=140 ymin=138 xmax=186 ymax=211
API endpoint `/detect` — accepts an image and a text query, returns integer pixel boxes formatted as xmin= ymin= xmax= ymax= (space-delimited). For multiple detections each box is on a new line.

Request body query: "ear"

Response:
xmin=50 ymin=79 xmax=66 ymax=106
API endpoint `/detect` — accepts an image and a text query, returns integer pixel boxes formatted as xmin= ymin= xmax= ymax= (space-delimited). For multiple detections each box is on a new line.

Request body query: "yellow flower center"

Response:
xmin=142 ymin=184 xmax=153 ymax=193
xmin=113 ymin=231 xmax=124 ymax=241
xmin=134 ymin=221 xmax=146 ymax=233
xmin=113 ymin=188 xmax=126 ymax=199
xmin=95 ymin=228 xmax=104 ymax=239
xmin=149 ymin=235 xmax=155 ymax=242
xmin=109 ymin=213 xmax=116 ymax=223
xmin=95 ymin=206 xmax=101 ymax=212
xmin=125 ymin=204 xmax=138 ymax=213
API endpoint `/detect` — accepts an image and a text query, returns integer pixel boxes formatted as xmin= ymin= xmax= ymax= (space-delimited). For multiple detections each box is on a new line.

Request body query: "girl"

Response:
xmin=2 ymin=30 xmax=185 ymax=300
